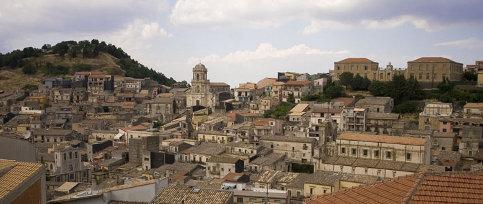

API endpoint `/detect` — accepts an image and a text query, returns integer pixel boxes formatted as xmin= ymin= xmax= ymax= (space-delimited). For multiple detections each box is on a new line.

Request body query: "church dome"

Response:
xmin=193 ymin=63 xmax=207 ymax=71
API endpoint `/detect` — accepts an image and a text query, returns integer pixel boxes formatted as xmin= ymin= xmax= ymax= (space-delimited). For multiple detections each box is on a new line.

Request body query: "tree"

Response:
xmin=437 ymin=78 xmax=455 ymax=93
xmin=394 ymin=101 xmax=422 ymax=113
xmin=462 ymin=70 xmax=477 ymax=82
xmin=22 ymin=64 xmax=37 ymax=75
xmin=339 ymin=72 xmax=354 ymax=87
xmin=323 ymin=82 xmax=345 ymax=100
xmin=351 ymin=74 xmax=371 ymax=91
xmin=408 ymin=77 xmax=424 ymax=100
xmin=368 ymin=80 xmax=388 ymax=96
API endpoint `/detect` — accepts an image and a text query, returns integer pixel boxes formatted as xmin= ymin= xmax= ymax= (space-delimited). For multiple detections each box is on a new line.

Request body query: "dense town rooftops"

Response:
xmin=249 ymin=153 xmax=285 ymax=166
xmin=336 ymin=58 xmax=376 ymax=64
xmin=206 ymin=155 xmax=242 ymax=164
xmin=32 ymin=128 xmax=73 ymax=136
xmin=182 ymin=142 xmax=226 ymax=156
xmin=306 ymin=171 xmax=483 ymax=204
xmin=285 ymin=80 xmax=311 ymax=86
xmin=151 ymin=185 xmax=233 ymax=204
xmin=323 ymin=156 xmax=440 ymax=172
xmin=409 ymin=57 xmax=461 ymax=64
xmin=0 ymin=159 xmax=43 ymax=200
xmin=338 ymin=132 xmax=427 ymax=146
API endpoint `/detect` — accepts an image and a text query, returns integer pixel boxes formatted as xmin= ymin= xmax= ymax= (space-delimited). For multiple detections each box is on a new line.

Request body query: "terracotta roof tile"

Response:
xmin=307 ymin=172 xmax=483 ymax=204
xmin=336 ymin=58 xmax=377 ymax=64
xmin=338 ymin=132 xmax=427 ymax=146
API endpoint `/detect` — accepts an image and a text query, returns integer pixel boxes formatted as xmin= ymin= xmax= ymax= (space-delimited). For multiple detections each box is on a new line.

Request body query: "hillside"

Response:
xmin=0 ymin=39 xmax=176 ymax=91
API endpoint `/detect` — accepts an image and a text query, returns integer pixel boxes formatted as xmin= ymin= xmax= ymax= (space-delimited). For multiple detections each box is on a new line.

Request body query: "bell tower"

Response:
xmin=191 ymin=63 xmax=209 ymax=94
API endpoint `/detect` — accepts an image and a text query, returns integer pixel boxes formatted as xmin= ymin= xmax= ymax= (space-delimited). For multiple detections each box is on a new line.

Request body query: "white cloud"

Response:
xmin=434 ymin=38 xmax=483 ymax=50
xmin=187 ymin=43 xmax=350 ymax=86
xmin=99 ymin=20 xmax=171 ymax=59
xmin=361 ymin=15 xmax=433 ymax=31
xmin=301 ymin=20 xmax=352 ymax=35
xmin=170 ymin=0 xmax=358 ymax=27
xmin=170 ymin=0 xmax=483 ymax=33
xmin=189 ymin=43 xmax=348 ymax=64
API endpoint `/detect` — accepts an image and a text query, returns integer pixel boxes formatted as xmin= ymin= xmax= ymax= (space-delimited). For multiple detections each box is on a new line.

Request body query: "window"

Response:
xmin=310 ymin=187 xmax=314 ymax=195
xmin=341 ymin=147 xmax=346 ymax=154
xmin=406 ymin=153 xmax=412 ymax=161
xmin=237 ymin=197 xmax=243 ymax=203
xmin=351 ymin=148 xmax=357 ymax=156
xmin=69 ymin=152 xmax=72 ymax=159
xmin=63 ymin=153 xmax=66 ymax=160
xmin=363 ymin=149 xmax=368 ymax=157
xmin=443 ymin=129 xmax=447 ymax=132
xmin=386 ymin=151 xmax=392 ymax=159
xmin=442 ymin=147 xmax=446 ymax=150
xmin=323 ymin=189 xmax=327 ymax=194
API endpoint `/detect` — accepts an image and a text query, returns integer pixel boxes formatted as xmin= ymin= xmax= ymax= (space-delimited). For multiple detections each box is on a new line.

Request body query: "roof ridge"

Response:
xmin=402 ymin=172 xmax=426 ymax=204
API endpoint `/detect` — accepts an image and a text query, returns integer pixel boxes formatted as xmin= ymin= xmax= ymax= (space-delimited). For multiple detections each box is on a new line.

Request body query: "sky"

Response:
xmin=1 ymin=0 xmax=483 ymax=86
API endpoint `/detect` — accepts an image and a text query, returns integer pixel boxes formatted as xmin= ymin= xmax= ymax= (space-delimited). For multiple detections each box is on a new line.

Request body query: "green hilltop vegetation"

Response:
xmin=0 ymin=39 xmax=176 ymax=87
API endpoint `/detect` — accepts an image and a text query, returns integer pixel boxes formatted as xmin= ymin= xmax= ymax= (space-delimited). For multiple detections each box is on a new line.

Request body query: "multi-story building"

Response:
xmin=282 ymin=80 xmax=312 ymax=103
xmin=330 ymin=58 xmax=405 ymax=81
xmin=366 ymin=112 xmax=402 ymax=135
xmin=406 ymin=57 xmax=464 ymax=87
xmin=206 ymin=155 xmax=244 ymax=178
xmin=355 ymin=97 xmax=394 ymax=113
xmin=335 ymin=132 xmax=430 ymax=164
xmin=341 ymin=108 xmax=367 ymax=132
xmin=463 ymin=103 xmax=483 ymax=118
xmin=330 ymin=58 xmax=379 ymax=81
xmin=419 ymin=102 xmax=453 ymax=131
xmin=48 ymin=144 xmax=90 ymax=182
xmin=30 ymin=129 xmax=73 ymax=144
xmin=145 ymin=93 xmax=176 ymax=122
xmin=197 ymin=131 xmax=235 ymax=144
xmin=260 ymin=136 xmax=316 ymax=164
xmin=234 ymin=82 xmax=258 ymax=103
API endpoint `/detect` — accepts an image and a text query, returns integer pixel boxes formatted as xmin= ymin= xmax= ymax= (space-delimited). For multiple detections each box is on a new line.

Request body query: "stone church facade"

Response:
xmin=186 ymin=63 xmax=230 ymax=109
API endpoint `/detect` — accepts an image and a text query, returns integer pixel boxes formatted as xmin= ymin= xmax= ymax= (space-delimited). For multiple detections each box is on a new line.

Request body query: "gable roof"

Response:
xmin=306 ymin=171 xmax=483 ymax=204
xmin=409 ymin=57 xmax=460 ymax=64
xmin=336 ymin=58 xmax=376 ymax=64
xmin=0 ymin=160 xmax=43 ymax=201
xmin=338 ymin=132 xmax=427 ymax=146
xmin=151 ymin=185 xmax=233 ymax=204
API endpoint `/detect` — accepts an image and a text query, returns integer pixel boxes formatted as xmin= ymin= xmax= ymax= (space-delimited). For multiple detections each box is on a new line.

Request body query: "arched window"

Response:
xmin=196 ymin=74 xmax=199 ymax=80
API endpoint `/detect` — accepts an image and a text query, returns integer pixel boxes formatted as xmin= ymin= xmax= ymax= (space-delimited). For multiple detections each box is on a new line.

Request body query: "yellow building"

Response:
xmin=406 ymin=57 xmax=463 ymax=87
xmin=330 ymin=58 xmax=403 ymax=81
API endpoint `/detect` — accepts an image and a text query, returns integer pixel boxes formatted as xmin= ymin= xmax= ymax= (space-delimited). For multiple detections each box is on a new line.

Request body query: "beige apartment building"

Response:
xmin=330 ymin=58 xmax=404 ymax=81
xmin=330 ymin=57 xmax=463 ymax=87
xmin=335 ymin=132 xmax=430 ymax=164
xmin=260 ymin=136 xmax=316 ymax=164
xmin=419 ymin=102 xmax=453 ymax=131
xmin=406 ymin=57 xmax=463 ymax=87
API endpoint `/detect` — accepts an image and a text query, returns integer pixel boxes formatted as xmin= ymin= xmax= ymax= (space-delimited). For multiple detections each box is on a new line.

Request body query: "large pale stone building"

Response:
xmin=330 ymin=57 xmax=463 ymax=87
xmin=406 ymin=57 xmax=463 ymax=87
xmin=330 ymin=58 xmax=404 ymax=81
xmin=186 ymin=63 xmax=230 ymax=109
